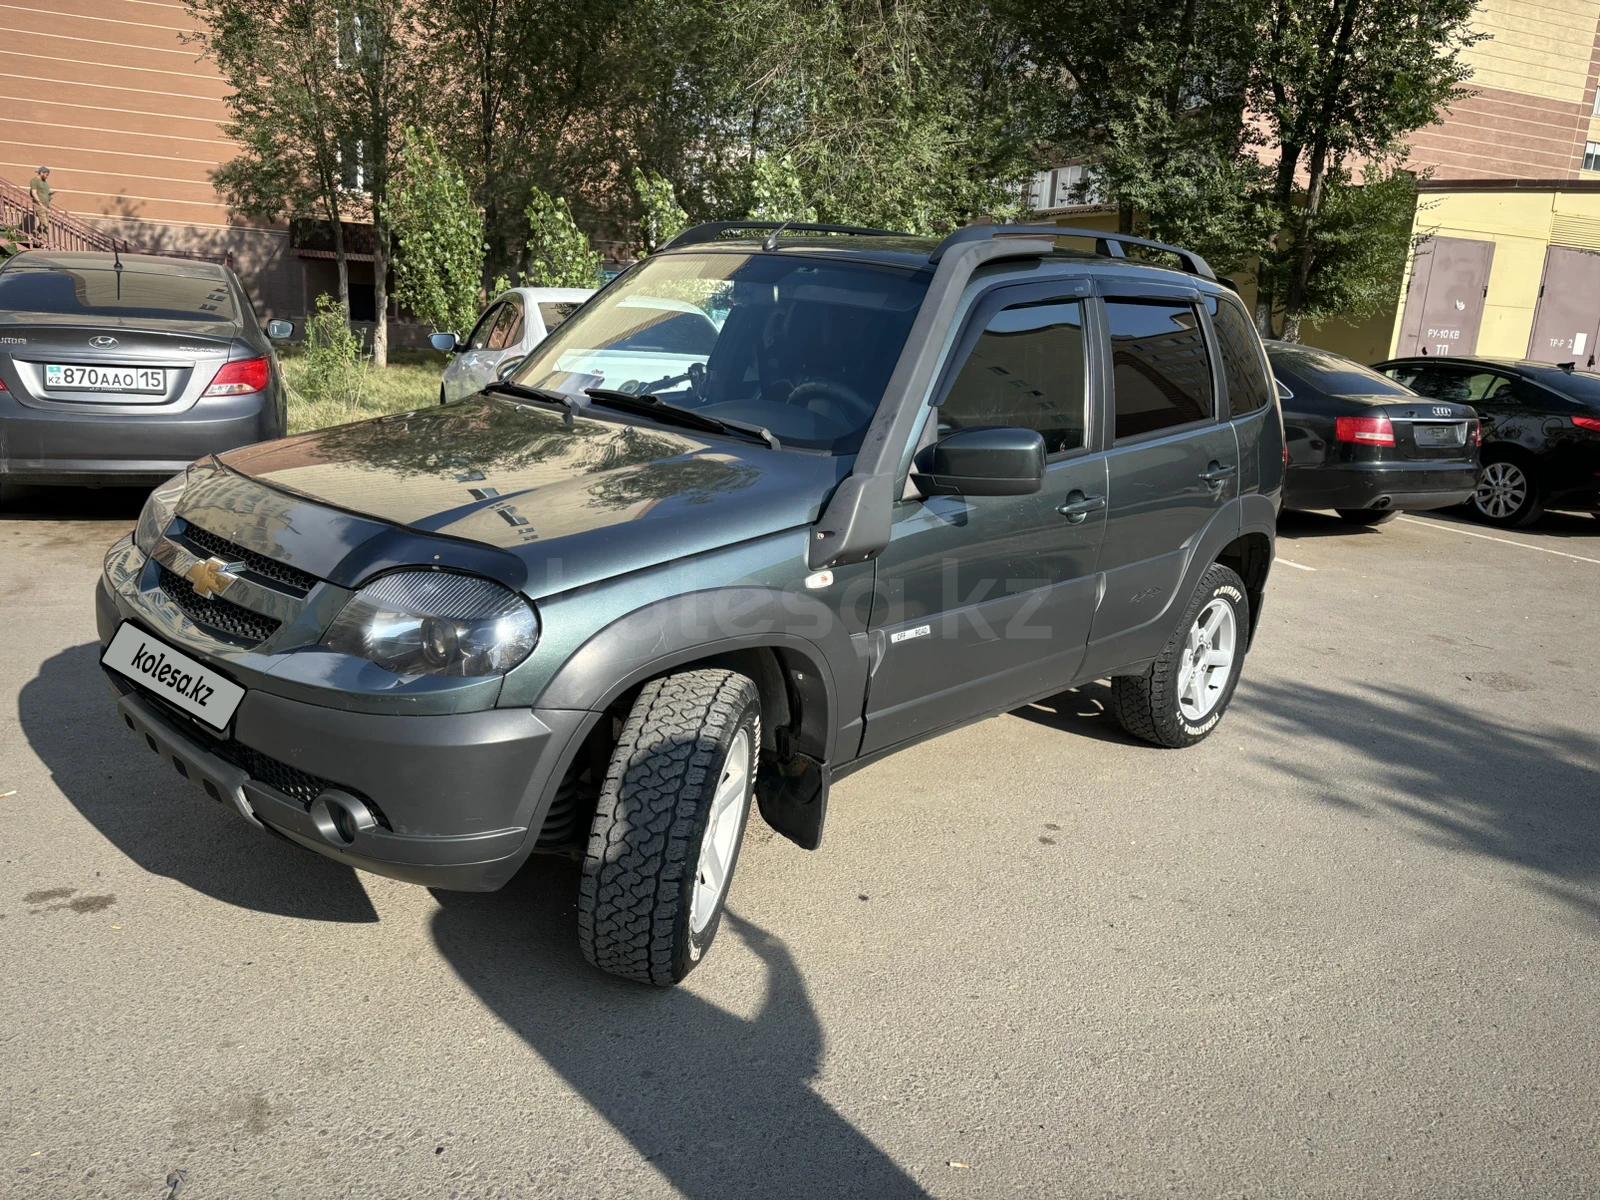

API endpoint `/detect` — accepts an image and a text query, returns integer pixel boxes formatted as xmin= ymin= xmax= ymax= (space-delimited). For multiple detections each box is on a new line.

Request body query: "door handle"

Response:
xmin=1199 ymin=462 xmax=1237 ymax=488
xmin=1056 ymin=492 xmax=1106 ymax=523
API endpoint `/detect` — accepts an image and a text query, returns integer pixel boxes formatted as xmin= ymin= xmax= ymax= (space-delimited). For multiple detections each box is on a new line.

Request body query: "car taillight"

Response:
xmin=1334 ymin=415 xmax=1396 ymax=446
xmin=202 ymin=357 xmax=270 ymax=396
xmin=1574 ymin=415 xmax=1600 ymax=432
xmin=1471 ymin=418 xmax=1483 ymax=447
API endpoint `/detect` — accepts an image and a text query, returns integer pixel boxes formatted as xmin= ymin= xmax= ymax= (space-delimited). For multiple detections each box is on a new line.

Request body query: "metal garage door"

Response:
xmin=1525 ymin=245 xmax=1600 ymax=366
xmin=1396 ymin=236 xmax=1494 ymax=357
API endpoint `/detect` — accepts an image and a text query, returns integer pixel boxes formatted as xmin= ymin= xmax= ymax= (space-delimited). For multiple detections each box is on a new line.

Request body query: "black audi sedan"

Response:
xmin=1374 ymin=356 xmax=1600 ymax=527
xmin=0 ymin=250 xmax=291 ymax=502
xmin=1268 ymin=342 xmax=1479 ymax=526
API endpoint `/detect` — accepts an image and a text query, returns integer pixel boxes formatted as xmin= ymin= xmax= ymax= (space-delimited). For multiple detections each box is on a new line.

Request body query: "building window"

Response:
xmin=1585 ymin=142 xmax=1600 ymax=171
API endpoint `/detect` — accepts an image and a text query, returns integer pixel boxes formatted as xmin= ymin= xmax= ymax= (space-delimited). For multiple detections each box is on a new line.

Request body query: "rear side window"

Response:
xmin=0 ymin=266 xmax=238 ymax=322
xmin=538 ymin=301 xmax=581 ymax=330
xmin=1107 ymin=299 xmax=1213 ymax=439
xmin=937 ymin=300 xmax=1088 ymax=455
xmin=1207 ymin=296 xmax=1271 ymax=416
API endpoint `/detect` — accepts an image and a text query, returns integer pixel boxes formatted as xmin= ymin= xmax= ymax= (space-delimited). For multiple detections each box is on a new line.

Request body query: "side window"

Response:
xmin=937 ymin=300 xmax=1088 ymax=456
xmin=486 ymin=302 xmax=522 ymax=350
xmin=538 ymin=301 xmax=581 ymax=331
xmin=467 ymin=303 xmax=504 ymax=350
xmin=1107 ymin=299 xmax=1213 ymax=440
xmin=1408 ymin=366 xmax=1473 ymax=404
xmin=1206 ymin=295 xmax=1271 ymax=417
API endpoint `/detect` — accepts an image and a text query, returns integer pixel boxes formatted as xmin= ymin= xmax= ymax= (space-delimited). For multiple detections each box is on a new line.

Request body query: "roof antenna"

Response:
xmin=762 ymin=220 xmax=792 ymax=252
xmin=113 ymin=238 xmax=124 ymax=299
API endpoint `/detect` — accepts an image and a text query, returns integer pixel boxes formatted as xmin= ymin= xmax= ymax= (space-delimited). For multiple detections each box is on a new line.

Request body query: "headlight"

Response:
xmin=321 ymin=571 xmax=539 ymax=677
xmin=134 ymin=470 xmax=188 ymax=552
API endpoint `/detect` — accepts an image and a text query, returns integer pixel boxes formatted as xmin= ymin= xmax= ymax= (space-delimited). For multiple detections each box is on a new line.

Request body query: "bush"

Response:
xmin=294 ymin=295 xmax=369 ymax=416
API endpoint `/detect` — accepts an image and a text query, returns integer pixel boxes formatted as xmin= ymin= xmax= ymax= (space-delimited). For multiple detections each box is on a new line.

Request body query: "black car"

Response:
xmin=0 ymin=250 xmax=292 ymax=501
xmin=1374 ymin=357 xmax=1600 ymax=527
xmin=1268 ymin=342 xmax=1479 ymax=526
xmin=95 ymin=222 xmax=1283 ymax=985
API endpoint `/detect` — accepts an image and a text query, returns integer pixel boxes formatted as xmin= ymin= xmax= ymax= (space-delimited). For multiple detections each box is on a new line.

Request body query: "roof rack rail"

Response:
xmin=664 ymin=220 xmax=908 ymax=249
xmin=929 ymin=224 xmax=1216 ymax=280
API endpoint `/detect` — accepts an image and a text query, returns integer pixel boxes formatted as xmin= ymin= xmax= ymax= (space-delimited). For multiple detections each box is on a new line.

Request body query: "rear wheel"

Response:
xmin=1335 ymin=508 xmax=1398 ymax=526
xmin=578 ymin=669 xmax=760 ymax=986
xmin=1471 ymin=458 xmax=1543 ymax=527
xmin=1112 ymin=563 xmax=1249 ymax=748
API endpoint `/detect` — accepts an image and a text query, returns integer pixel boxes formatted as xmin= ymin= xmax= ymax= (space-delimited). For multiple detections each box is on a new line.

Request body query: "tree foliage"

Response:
xmin=633 ymin=168 xmax=688 ymax=252
xmin=524 ymin=189 xmax=603 ymax=287
xmin=389 ymin=126 xmax=484 ymax=335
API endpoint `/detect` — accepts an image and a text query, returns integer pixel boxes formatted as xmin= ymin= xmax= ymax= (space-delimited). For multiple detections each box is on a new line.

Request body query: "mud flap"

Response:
xmin=755 ymin=752 xmax=830 ymax=850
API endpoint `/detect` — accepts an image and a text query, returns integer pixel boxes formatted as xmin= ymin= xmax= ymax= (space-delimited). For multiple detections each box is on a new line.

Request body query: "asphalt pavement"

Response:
xmin=2 ymin=489 xmax=1597 ymax=1199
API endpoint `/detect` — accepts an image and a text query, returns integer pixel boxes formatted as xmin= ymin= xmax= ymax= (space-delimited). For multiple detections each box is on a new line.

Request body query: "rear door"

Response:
xmin=1396 ymin=236 xmax=1494 ymax=357
xmin=1081 ymin=286 xmax=1239 ymax=677
xmin=861 ymin=281 xmax=1107 ymax=754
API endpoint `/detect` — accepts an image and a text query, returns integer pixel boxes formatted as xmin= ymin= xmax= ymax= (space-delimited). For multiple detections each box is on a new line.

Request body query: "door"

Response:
xmin=861 ymin=286 xmax=1108 ymax=754
xmin=1526 ymin=246 xmax=1600 ymax=366
xmin=1082 ymin=292 xmax=1240 ymax=677
xmin=1396 ymin=236 xmax=1494 ymax=357
xmin=475 ymin=296 xmax=527 ymax=385
xmin=447 ymin=302 xmax=507 ymax=400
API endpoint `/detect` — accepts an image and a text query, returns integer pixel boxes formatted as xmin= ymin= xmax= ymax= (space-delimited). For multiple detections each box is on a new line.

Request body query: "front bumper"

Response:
xmin=97 ymin=568 xmax=590 ymax=891
xmin=2 ymin=389 xmax=282 ymax=485
xmin=1284 ymin=461 xmax=1477 ymax=512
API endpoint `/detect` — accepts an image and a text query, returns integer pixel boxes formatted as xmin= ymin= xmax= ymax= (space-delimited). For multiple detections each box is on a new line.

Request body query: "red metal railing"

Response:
xmin=0 ymin=174 xmax=231 ymax=266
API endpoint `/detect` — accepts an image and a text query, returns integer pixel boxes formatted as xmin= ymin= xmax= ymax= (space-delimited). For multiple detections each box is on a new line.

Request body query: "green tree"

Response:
xmin=748 ymin=153 xmax=818 ymax=223
xmin=1252 ymin=0 xmax=1480 ymax=339
xmin=183 ymin=0 xmax=354 ymax=313
xmin=633 ymin=168 xmax=688 ymax=252
xmin=524 ymin=189 xmax=603 ymax=287
xmin=389 ymin=126 xmax=483 ymax=336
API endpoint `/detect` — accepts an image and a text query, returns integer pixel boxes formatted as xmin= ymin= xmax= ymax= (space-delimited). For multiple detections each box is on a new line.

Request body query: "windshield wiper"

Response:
xmin=583 ymin=388 xmax=780 ymax=449
xmin=483 ymin=380 xmax=582 ymax=417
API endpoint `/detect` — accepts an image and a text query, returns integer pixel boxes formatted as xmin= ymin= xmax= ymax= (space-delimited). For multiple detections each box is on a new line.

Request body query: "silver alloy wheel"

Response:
xmin=689 ymin=728 xmax=750 ymax=934
xmin=1176 ymin=598 xmax=1237 ymax=722
xmin=1474 ymin=461 xmax=1528 ymax=520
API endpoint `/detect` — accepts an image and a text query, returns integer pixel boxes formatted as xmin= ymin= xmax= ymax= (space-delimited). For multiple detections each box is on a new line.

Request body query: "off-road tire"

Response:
xmin=1111 ymin=562 xmax=1250 ymax=749
xmin=1335 ymin=508 xmax=1398 ymax=526
xmin=578 ymin=669 xmax=760 ymax=986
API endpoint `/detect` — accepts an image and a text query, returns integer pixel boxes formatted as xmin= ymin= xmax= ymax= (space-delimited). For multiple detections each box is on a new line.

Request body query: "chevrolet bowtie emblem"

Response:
xmin=186 ymin=556 xmax=244 ymax=599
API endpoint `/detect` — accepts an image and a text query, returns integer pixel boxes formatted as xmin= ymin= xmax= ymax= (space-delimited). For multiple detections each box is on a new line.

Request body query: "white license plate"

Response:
xmin=45 ymin=363 xmax=166 ymax=393
xmin=102 ymin=623 xmax=244 ymax=731
xmin=1414 ymin=422 xmax=1466 ymax=447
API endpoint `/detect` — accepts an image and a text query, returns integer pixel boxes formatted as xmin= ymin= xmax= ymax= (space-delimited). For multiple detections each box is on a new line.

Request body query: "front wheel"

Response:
xmin=578 ymin=669 xmax=761 ymax=986
xmin=1335 ymin=508 xmax=1398 ymax=526
xmin=1111 ymin=562 xmax=1250 ymax=748
xmin=1471 ymin=458 xmax=1543 ymax=527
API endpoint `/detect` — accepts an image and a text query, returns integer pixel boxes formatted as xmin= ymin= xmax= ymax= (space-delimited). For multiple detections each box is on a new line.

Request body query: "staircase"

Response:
xmin=0 ymin=174 xmax=230 ymax=265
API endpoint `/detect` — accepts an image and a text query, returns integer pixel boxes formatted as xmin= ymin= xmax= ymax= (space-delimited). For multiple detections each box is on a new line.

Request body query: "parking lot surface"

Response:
xmin=2 ymin=492 xmax=1597 ymax=1199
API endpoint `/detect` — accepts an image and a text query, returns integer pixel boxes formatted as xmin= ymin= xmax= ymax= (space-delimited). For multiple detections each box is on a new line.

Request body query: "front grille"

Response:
xmin=179 ymin=522 xmax=320 ymax=595
xmin=156 ymin=563 xmax=281 ymax=646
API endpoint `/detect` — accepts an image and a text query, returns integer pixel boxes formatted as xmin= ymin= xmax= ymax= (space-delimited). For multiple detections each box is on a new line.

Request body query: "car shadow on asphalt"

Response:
xmin=18 ymin=643 xmax=379 ymax=921
xmin=1237 ymin=676 xmax=1600 ymax=928
xmin=0 ymin=483 xmax=149 ymax=522
xmin=430 ymin=868 xmax=930 ymax=1199
xmin=1275 ymin=509 xmax=1388 ymax=539
xmin=1012 ymin=679 xmax=1145 ymax=744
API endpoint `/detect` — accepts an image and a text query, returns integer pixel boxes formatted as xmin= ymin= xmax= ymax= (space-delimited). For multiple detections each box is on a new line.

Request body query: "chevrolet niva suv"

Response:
xmin=97 ymin=223 xmax=1283 ymax=985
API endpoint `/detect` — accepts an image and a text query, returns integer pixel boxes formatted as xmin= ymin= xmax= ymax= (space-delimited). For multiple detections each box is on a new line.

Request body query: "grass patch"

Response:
xmin=281 ymin=348 xmax=445 ymax=434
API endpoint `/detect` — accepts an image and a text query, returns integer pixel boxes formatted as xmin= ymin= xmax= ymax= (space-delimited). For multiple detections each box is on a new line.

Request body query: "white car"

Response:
xmin=432 ymin=287 xmax=595 ymax=403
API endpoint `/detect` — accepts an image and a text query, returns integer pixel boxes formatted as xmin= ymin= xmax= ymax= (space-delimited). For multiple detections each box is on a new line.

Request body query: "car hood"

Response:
xmin=212 ymin=397 xmax=846 ymax=591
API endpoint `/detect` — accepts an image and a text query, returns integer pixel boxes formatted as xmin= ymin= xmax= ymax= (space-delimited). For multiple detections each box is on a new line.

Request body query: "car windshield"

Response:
xmin=0 ymin=267 xmax=238 ymax=323
xmin=1269 ymin=347 xmax=1412 ymax=397
xmin=512 ymin=251 xmax=929 ymax=453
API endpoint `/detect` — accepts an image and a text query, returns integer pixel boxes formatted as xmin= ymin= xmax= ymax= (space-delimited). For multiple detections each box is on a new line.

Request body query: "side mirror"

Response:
xmin=265 ymin=319 xmax=294 ymax=340
xmin=913 ymin=426 xmax=1045 ymax=497
xmin=495 ymin=355 xmax=525 ymax=383
xmin=430 ymin=332 xmax=462 ymax=354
